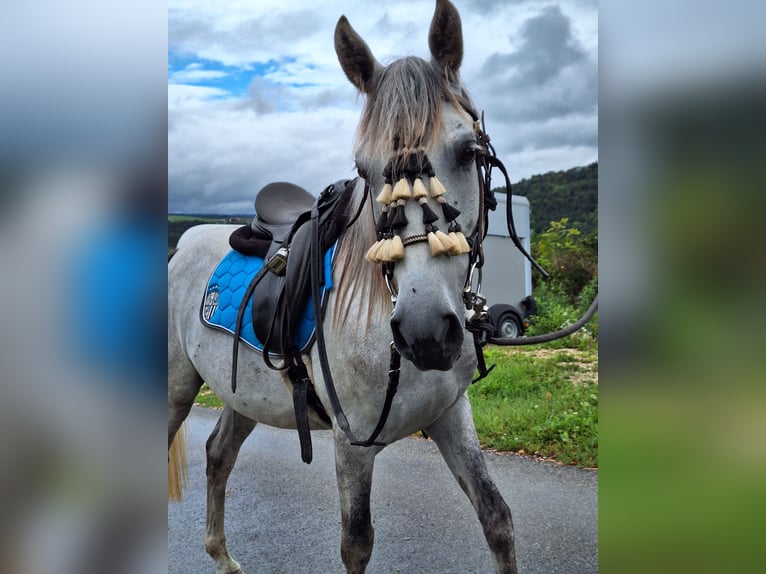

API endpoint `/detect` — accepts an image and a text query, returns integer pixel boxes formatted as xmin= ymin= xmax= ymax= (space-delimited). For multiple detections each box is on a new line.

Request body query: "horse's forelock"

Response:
xmin=354 ymin=57 xmax=468 ymax=171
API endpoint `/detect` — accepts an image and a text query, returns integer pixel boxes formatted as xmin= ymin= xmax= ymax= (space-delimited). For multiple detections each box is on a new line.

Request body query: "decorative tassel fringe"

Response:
xmin=389 ymin=199 xmax=408 ymax=228
xmin=392 ymin=178 xmax=412 ymax=200
xmin=365 ymin=239 xmax=384 ymax=263
xmin=428 ymin=176 xmax=447 ymax=197
xmin=426 ymin=225 xmax=456 ymax=256
xmin=418 ymin=197 xmax=439 ymax=225
xmin=447 ymin=220 xmax=471 ymax=255
xmin=435 ymin=230 xmax=456 ymax=252
xmin=388 ymin=235 xmax=405 ymax=261
xmin=375 ymin=207 xmax=389 ymax=234
xmin=448 ymin=231 xmax=471 ymax=255
xmin=440 ymin=200 xmax=461 ymax=222
xmin=367 ymin=236 xmax=405 ymax=263
xmin=412 ymin=178 xmax=428 ymax=199
xmin=376 ymin=182 xmax=393 ymax=205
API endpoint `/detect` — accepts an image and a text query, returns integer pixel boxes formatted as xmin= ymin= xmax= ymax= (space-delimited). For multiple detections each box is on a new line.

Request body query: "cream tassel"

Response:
xmin=391 ymin=177 xmax=412 ymax=200
xmin=388 ymin=235 xmax=405 ymax=261
xmin=427 ymin=229 xmax=455 ymax=256
xmin=365 ymin=239 xmax=384 ymax=263
xmin=448 ymin=230 xmax=471 ymax=254
xmin=376 ymin=182 xmax=393 ymax=205
xmin=412 ymin=177 xmax=428 ymax=199
xmin=427 ymin=231 xmax=445 ymax=256
xmin=428 ymin=175 xmax=447 ymax=197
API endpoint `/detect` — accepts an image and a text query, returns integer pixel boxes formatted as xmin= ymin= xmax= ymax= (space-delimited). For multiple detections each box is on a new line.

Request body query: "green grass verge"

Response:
xmin=192 ymin=345 xmax=598 ymax=467
xmin=467 ymin=345 xmax=598 ymax=467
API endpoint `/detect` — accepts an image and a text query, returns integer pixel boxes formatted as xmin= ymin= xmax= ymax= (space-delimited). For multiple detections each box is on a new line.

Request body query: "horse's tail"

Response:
xmin=168 ymin=423 xmax=189 ymax=502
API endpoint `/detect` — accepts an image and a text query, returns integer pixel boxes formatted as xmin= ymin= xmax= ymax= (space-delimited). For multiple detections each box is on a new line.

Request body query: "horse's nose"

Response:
xmin=390 ymin=312 xmax=463 ymax=371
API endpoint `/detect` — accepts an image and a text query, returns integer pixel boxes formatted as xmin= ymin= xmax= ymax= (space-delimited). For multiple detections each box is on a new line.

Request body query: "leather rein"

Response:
xmin=246 ymin=111 xmax=597 ymax=463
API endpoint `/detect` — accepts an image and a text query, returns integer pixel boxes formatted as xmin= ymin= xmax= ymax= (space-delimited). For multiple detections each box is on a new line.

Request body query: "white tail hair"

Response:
xmin=168 ymin=422 xmax=188 ymax=502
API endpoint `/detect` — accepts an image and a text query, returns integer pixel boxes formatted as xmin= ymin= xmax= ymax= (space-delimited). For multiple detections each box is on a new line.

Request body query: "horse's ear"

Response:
xmin=335 ymin=15 xmax=381 ymax=94
xmin=428 ymin=0 xmax=463 ymax=78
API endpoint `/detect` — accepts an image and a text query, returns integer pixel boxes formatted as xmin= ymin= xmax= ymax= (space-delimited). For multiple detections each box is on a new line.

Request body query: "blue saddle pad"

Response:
xmin=200 ymin=244 xmax=336 ymax=355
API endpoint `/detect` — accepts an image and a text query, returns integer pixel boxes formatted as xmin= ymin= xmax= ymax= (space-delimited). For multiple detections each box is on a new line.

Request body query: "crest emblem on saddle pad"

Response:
xmin=203 ymin=285 xmax=219 ymax=321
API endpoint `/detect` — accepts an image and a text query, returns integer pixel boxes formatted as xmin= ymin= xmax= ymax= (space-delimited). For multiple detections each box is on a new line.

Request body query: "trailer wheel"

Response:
xmin=496 ymin=311 xmax=522 ymax=338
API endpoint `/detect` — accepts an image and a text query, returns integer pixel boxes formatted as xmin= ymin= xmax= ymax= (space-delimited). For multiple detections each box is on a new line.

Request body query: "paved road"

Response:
xmin=169 ymin=407 xmax=597 ymax=574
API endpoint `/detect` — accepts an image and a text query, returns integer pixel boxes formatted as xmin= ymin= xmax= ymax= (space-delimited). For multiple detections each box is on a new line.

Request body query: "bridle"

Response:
xmin=308 ymin=108 xmax=598 ymax=459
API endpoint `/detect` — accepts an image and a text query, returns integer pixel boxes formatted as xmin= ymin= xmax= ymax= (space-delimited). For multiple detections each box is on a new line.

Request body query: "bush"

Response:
xmin=527 ymin=281 xmax=597 ymax=349
xmin=533 ymin=218 xmax=597 ymax=301
xmin=527 ymin=218 xmax=598 ymax=347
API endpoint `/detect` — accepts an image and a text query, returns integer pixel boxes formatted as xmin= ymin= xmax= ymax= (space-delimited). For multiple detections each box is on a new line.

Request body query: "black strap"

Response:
xmin=231 ymin=265 xmax=271 ymax=393
xmin=351 ymin=348 xmax=400 ymax=446
xmin=288 ymin=357 xmax=313 ymax=463
xmin=485 ymin=155 xmax=549 ymax=278
xmin=310 ymin=185 xmax=399 ymax=449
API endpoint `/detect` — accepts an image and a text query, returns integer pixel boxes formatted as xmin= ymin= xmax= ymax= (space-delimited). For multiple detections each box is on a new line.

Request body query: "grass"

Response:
xmin=194 ymin=384 xmax=224 ymax=409
xmin=467 ymin=345 xmax=598 ymax=468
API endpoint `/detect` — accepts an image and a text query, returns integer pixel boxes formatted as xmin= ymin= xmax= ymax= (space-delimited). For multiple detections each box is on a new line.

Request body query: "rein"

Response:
xmin=467 ymin=112 xmax=598 ymax=355
xmin=311 ymin=180 xmax=402 ymax=450
xmin=242 ymin=111 xmax=597 ymax=463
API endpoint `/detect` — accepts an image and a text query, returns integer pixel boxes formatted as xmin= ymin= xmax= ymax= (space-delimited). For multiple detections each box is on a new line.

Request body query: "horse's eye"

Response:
xmin=460 ymin=146 xmax=477 ymax=164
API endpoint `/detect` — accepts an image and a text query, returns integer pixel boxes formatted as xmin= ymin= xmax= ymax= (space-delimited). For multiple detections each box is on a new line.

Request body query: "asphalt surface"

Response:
xmin=169 ymin=406 xmax=597 ymax=574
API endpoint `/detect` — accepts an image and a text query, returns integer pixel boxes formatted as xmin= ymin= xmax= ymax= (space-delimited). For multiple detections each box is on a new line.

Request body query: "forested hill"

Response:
xmin=495 ymin=162 xmax=597 ymax=236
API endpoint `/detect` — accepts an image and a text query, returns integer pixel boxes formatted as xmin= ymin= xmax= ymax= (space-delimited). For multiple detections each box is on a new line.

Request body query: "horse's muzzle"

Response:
xmin=390 ymin=313 xmax=464 ymax=371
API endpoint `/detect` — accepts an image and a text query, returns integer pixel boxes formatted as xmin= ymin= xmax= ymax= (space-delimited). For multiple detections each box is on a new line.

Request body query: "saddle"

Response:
xmin=228 ymin=180 xmax=353 ymax=359
xmin=227 ymin=178 xmax=355 ymax=463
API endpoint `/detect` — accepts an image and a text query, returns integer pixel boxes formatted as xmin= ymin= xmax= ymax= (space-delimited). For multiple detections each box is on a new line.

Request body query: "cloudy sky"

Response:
xmin=168 ymin=0 xmax=598 ymax=214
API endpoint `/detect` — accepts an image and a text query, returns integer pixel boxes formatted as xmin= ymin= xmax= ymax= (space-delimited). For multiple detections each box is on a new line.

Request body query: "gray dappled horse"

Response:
xmin=168 ymin=1 xmax=516 ymax=572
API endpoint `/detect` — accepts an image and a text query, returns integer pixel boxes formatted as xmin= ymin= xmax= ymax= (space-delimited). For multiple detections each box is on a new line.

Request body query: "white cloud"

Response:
xmin=168 ymin=0 xmax=598 ymax=212
xmin=169 ymin=67 xmax=229 ymax=84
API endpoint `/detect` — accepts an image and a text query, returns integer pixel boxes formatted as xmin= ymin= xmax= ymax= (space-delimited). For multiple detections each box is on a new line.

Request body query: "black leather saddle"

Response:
xmin=229 ymin=182 xmax=315 ymax=258
xmin=228 ymin=179 xmax=354 ymax=360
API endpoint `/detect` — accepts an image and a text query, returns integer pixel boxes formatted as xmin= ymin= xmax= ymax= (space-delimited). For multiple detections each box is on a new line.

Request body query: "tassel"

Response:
xmin=376 ymin=182 xmax=393 ymax=205
xmin=365 ymin=240 xmax=384 ymax=263
xmin=392 ymin=178 xmax=412 ymax=200
xmin=376 ymin=238 xmax=392 ymax=262
xmin=388 ymin=235 xmax=405 ymax=261
xmin=375 ymin=206 xmax=389 ymax=234
xmin=435 ymin=230 xmax=456 ymax=253
xmin=454 ymin=231 xmax=471 ymax=254
xmin=426 ymin=225 xmax=452 ymax=256
xmin=390 ymin=199 xmax=408 ymax=228
xmin=447 ymin=220 xmax=471 ymax=254
xmin=412 ymin=178 xmax=428 ymax=199
xmin=439 ymin=199 xmax=461 ymax=222
xmin=428 ymin=176 xmax=447 ymax=197
xmin=446 ymin=234 xmax=462 ymax=256
xmin=427 ymin=229 xmax=445 ymax=256
xmin=418 ymin=197 xmax=439 ymax=225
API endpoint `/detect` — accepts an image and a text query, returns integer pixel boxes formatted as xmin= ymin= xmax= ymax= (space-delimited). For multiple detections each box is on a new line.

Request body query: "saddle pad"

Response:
xmin=200 ymin=245 xmax=336 ymax=355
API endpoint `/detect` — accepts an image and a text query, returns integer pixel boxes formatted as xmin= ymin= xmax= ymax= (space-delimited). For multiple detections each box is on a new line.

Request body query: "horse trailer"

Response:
xmin=481 ymin=193 xmax=536 ymax=338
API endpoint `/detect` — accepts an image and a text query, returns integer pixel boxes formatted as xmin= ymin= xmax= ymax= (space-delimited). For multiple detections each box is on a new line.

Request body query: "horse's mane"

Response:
xmin=332 ymin=185 xmax=389 ymax=331
xmin=333 ymin=56 xmax=476 ymax=331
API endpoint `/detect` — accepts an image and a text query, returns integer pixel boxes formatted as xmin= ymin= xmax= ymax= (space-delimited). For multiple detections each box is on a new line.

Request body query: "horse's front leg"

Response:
xmin=205 ymin=406 xmax=257 ymax=574
xmin=426 ymin=394 xmax=517 ymax=574
xmin=334 ymin=431 xmax=378 ymax=574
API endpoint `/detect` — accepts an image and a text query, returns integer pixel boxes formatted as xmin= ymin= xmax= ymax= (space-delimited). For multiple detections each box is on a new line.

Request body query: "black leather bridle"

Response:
xmin=293 ymin=110 xmax=598 ymax=462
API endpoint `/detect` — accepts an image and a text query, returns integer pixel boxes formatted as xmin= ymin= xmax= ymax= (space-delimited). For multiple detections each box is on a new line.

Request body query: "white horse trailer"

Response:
xmin=481 ymin=194 xmax=536 ymax=338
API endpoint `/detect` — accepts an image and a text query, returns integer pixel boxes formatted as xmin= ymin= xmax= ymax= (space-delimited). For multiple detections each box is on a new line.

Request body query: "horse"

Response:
xmin=168 ymin=1 xmax=517 ymax=572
